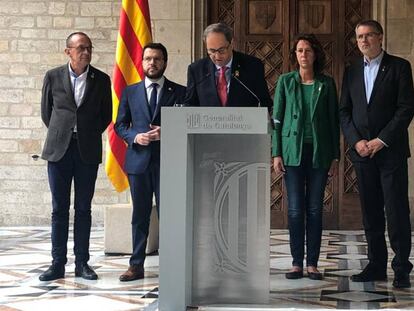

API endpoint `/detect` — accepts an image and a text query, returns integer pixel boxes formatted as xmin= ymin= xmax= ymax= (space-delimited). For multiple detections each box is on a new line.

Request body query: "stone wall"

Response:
xmin=0 ymin=0 xmax=192 ymax=226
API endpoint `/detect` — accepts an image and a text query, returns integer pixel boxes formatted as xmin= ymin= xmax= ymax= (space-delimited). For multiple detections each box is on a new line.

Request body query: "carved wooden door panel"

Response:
xmin=208 ymin=0 xmax=371 ymax=229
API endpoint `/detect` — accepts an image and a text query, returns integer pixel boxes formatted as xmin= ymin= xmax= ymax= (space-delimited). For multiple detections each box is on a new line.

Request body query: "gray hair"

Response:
xmin=203 ymin=23 xmax=233 ymax=43
xmin=355 ymin=20 xmax=384 ymax=35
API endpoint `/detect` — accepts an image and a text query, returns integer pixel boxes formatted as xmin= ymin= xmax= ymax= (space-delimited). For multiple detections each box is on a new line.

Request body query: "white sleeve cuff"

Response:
xmin=378 ymin=138 xmax=388 ymax=147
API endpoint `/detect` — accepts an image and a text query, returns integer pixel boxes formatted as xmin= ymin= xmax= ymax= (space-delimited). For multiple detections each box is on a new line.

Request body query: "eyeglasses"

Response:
xmin=68 ymin=45 xmax=94 ymax=53
xmin=356 ymin=32 xmax=380 ymax=41
xmin=143 ymin=56 xmax=164 ymax=63
xmin=207 ymin=44 xmax=231 ymax=55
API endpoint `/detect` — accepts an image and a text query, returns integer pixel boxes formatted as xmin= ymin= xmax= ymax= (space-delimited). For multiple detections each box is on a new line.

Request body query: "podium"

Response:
xmin=159 ymin=107 xmax=270 ymax=311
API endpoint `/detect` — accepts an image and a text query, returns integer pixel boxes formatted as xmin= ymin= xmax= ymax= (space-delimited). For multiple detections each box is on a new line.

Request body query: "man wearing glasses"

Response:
xmin=39 ymin=32 xmax=112 ymax=281
xmin=184 ymin=23 xmax=271 ymax=109
xmin=340 ymin=20 xmax=414 ymax=288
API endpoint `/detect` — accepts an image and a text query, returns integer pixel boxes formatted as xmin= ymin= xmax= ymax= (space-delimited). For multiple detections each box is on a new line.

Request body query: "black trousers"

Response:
xmin=127 ymin=161 xmax=160 ymax=267
xmin=353 ymin=158 xmax=412 ymax=275
xmin=47 ymin=138 xmax=98 ymax=266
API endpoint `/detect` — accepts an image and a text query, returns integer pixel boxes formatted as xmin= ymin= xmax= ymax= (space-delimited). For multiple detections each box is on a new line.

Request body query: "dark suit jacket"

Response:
xmin=339 ymin=52 xmax=414 ymax=162
xmin=41 ymin=64 xmax=112 ymax=164
xmin=114 ymin=78 xmax=186 ymax=175
xmin=184 ymin=51 xmax=272 ymax=109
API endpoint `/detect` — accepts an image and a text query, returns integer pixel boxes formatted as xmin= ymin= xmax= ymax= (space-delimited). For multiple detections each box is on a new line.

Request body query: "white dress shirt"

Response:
xmin=68 ymin=63 xmax=89 ymax=133
xmin=68 ymin=63 xmax=89 ymax=107
xmin=145 ymin=76 xmax=165 ymax=106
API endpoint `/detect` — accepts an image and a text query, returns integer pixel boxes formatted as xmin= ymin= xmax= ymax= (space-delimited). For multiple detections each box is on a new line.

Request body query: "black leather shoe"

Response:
xmin=75 ymin=264 xmax=98 ymax=280
xmin=308 ymin=271 xmax=323 ymax=280
xmin=350 ymin=264 xmax=387 ymax=282
xmin=39 ymin=265 xmax=65 ymax=281
xmin=285 ymin=270 xmax=303 ymax=279
xmin=393 ymin=273 xmax=411 ymax=288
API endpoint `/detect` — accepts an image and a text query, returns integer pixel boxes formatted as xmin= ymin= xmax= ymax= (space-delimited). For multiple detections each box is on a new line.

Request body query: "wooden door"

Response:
xmin=208 ymin=0 xmax=371 ymax=229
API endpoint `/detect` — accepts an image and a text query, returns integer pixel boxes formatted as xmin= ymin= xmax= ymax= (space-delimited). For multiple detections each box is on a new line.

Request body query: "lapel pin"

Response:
xmin=168 ymin=87 xmax=172 ymax=91
xmin=235 ymin=70 xmax=240 ymax=77
xmin=91 ymin=72 xmax=95 ymax=79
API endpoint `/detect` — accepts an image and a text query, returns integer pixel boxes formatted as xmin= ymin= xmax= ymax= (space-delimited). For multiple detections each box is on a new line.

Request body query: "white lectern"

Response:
xmin=159 ymin=107 xmax=270 ymax=311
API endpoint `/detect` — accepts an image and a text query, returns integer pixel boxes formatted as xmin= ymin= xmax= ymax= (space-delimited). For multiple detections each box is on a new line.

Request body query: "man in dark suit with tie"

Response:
xmin=340 ymin=20 xmax=414 ymax=288
xmin=115 ymin=43 xmax=186 ymax=281
xmin=39 ymin=32 xmax=112 ymax=281
xmin=184 ymin=23 xmax=271 ymax=109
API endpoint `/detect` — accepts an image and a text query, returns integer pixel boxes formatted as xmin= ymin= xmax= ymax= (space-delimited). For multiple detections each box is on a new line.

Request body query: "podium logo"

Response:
xmin=213 ymin=161 xmax=269 ymax=274
xmin=187 ymin=113 xmax=201 ymax=128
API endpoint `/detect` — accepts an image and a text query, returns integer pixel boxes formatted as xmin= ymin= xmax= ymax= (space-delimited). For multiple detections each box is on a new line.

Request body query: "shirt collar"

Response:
xmin=68 ymin=62 xmax=89 ymax=78
xmin=364 ymin=50 xmax=384 ymax=66
xmin=215 ymin=58 xmax=233 ymax=70
xmin=145 ymin=76 xmax=165 ymax=89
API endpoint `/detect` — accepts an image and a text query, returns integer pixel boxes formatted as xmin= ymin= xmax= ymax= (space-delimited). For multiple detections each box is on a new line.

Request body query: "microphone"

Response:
xmin=231 ymin=73 xmax=261 ymax=107
xmin=182 ymin=72 xmax=212 ymax=107
xmin=198 ymin=72 xmax=212 ymax=84
xmin=231 ymin=73 xmax=274 ymax=129
xmin=189 ymin=72 xmax=212 ymax=88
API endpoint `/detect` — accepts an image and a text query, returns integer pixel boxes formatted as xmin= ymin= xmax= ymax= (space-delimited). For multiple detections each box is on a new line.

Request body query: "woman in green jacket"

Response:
xmin=272 ymin=34 xmax=340 ymax=280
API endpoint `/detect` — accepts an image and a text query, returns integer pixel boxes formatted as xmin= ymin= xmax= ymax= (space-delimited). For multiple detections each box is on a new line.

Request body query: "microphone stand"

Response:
xmin=232 ymin=74 xmax=261 ymax=107
xmin=231 ymin=74 xmax=274 ymax=129
xmin=177 ymin=72 xmax=212 ymax=107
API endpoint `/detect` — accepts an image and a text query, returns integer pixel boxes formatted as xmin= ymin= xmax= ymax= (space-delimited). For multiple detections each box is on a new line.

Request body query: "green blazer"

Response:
xmin=272 ymin=71 xmax=340 ymax=169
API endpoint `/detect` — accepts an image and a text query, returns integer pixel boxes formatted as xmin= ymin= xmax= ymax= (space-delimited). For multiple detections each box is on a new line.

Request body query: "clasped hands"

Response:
xmin=134 ymin=124 xmax=161 ymax=146
xmin=354 ymin=138 xmax=384 ymax=158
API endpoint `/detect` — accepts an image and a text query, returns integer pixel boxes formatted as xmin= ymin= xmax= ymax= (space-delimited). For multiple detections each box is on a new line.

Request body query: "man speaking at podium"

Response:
xmin=184 ymin=23 xmax=271 ymax=109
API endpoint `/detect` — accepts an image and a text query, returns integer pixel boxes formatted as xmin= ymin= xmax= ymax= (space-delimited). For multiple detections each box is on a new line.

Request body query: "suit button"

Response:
xmin=293 ymin=115 xmax=298 ymax=119
xmin=293 ymin=131 xmax=297 ymax=136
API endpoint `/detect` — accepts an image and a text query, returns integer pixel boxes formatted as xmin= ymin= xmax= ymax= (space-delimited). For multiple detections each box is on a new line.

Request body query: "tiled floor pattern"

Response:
xmin=0 ymin=227 xmax=413 ymax=310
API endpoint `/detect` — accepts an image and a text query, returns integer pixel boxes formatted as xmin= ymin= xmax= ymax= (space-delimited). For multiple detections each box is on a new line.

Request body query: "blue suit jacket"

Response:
xmin=115 ymin=78 xmax=186 ymax=174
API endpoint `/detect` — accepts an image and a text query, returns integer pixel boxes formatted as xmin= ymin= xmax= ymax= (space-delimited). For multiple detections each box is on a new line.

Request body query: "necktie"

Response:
xmin=149 ymin=83 xmax=158 ymax=117
xmin=217 ymin=66 xmax=228 ymax=106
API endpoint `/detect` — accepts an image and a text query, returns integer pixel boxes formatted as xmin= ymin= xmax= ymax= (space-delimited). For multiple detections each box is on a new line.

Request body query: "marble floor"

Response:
xmin=0 ymin=227 xmax=413 ymax=310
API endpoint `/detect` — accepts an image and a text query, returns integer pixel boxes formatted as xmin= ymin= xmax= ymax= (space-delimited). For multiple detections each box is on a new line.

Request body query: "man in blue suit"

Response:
xmin=115 ymin=43 xmax=186 ymax=281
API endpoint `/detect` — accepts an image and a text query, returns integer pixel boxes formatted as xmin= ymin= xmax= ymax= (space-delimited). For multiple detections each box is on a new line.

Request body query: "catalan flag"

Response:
xmin=105 ymin=0 xmax=152 ymax=192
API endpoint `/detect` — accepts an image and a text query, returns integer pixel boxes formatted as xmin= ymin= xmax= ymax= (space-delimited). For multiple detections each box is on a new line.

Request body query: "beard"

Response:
xmin=144 ymin=65 xmax=166 ymax=80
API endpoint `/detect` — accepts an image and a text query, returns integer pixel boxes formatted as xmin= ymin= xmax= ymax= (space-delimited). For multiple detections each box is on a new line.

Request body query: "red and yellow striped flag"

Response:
xmin=105 ymin=0 xmax=152 ymax=192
